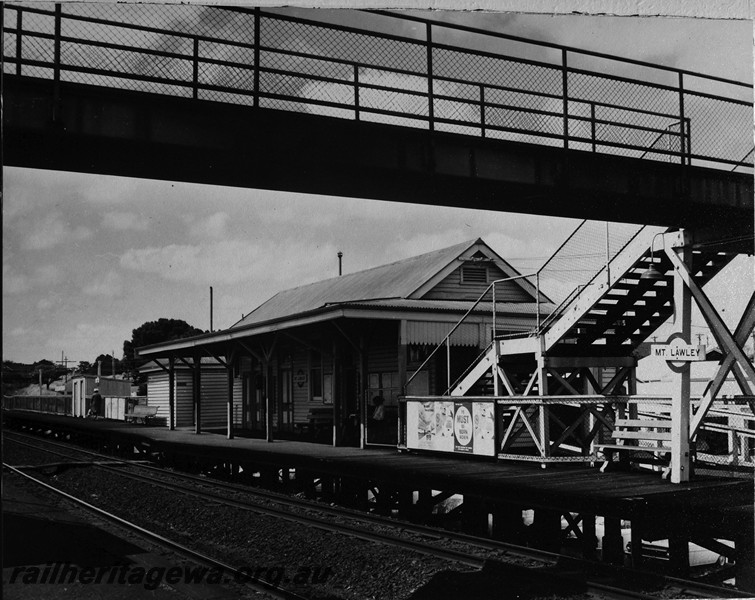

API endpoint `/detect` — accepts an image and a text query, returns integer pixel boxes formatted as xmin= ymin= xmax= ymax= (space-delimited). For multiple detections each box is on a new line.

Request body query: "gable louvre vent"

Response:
xmin=461 ymin=264 xmax=488 ymax=284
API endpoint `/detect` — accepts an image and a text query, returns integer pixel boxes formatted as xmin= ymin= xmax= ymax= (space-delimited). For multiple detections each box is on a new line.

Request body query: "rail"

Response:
xmin=2 ymin=4 xmax=752 ymax=170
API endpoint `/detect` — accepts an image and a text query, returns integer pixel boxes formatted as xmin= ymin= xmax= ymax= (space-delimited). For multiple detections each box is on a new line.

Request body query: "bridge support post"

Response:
xmin=602 ymin=516 xmax=624 ymax=565
xmin=670 ymin=234 xmax=692 ymax=483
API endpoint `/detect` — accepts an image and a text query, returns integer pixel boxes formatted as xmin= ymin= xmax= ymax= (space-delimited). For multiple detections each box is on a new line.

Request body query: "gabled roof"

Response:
xmin=232 ymin=238 xmax=537 ymax=329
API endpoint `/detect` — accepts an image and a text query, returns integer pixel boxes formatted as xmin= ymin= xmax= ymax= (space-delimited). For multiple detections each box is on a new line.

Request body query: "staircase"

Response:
xmin=450 ymin=227 xmax=738 ymax=396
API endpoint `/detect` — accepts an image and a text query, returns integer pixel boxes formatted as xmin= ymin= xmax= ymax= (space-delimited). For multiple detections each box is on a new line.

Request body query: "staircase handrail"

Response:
xmin=405 ymin=272 xmax=537 ymax=392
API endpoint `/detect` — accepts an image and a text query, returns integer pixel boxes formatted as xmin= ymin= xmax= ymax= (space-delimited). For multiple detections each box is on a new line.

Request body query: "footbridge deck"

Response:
xmin=3 ymin=4 xmax=752 ymax=236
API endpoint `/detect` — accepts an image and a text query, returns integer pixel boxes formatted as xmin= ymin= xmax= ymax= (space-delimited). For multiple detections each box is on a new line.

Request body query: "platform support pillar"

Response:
xmin=373 ymin=485 xmax=393 ymax=516
xmin=461 ymin=496 xmax=489 ymax=537
xmin=414 ymin=489 xmax=434 ymax=522
xmin=531 ymin=509 xmax=561 ymax=552
xmin=491 ymin=505 xmax=524 ymax=544
xmin=668 ymin=536 xmax=690 ymax=576
xmin=397 ymin=488 xmax=414 ymax=520
xmin=736 ymin=531 xmax=755 ymax=592
xmin=602 ymin=516 xmax=624 ymax=565
xmin=629 ymin=522 xmax=644 ymax=568
xmin=296 ymin=469 xmax=317 ymax=498
xmin=581 ymin=514 xmax=597 ymax=560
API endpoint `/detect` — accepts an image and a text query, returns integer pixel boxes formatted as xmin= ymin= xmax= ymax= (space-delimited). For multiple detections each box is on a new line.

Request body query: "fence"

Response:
xmin=3 ymin=394 xmax=148 ymax=421
xmin=3 ymin=394 xmax=71 ymax=415
xmin=3 ymin=4 xmax=752 ymax=171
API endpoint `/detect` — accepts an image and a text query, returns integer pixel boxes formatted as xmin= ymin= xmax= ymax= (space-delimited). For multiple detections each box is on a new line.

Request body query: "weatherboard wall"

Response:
xmin=147 ymin=368 xmax=230 ymax=428
xmin=423 ymin=263 xmax=532 ymax=302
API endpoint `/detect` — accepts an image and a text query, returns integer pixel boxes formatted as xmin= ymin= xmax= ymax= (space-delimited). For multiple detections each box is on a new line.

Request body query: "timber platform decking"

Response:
xmin=4 ymin=410 xmax=752 ymax=537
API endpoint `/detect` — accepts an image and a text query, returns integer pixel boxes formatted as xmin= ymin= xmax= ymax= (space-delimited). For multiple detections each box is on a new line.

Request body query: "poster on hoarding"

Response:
xmin=416 ymin=401 xmax=435 ymax=450
xmin=406 ymin=401 xmax=494 ymax=457
xmin=473 ymin=402 xmax=495 ymax=457
xmin=454 ymin=402 xmax=474 ymax=453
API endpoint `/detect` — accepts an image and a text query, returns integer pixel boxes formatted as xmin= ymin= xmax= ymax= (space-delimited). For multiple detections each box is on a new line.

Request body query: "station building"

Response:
xmin=138 ymin=238 xmax=552 ymax=446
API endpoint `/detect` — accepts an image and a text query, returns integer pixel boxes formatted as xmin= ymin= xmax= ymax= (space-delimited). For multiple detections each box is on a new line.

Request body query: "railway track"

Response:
xmin=3 ymin=430 xmax=747 ymax=600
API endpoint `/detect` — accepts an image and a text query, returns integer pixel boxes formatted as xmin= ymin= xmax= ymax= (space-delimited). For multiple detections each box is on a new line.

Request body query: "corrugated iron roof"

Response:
xmin=233 ymin=238 xmax=512 ymax=328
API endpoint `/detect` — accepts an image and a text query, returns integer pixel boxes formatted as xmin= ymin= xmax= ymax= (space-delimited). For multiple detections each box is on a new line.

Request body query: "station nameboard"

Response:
xmin=651 ymin=336 xmax=706 ymax=362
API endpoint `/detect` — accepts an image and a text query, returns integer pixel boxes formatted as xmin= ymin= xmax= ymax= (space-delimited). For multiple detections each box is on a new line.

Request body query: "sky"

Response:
xmin=2 ymin=2 xmax=753 ymax=365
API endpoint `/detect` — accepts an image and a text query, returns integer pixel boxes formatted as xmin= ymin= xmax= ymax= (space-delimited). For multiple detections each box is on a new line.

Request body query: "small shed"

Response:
xmin=141 ymin=358 xmax=228 ymax=428
xmin=70 ymin=375 xmax=132 ymax=418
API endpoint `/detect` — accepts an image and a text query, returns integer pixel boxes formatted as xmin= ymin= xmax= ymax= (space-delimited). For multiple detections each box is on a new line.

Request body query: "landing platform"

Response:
xmin=4 ymin=410 xmax=752 ymax=538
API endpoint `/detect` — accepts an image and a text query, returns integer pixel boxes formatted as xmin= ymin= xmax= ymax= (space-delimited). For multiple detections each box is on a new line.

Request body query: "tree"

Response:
xmin=91 ymin=353 xmax=123 ymax=376
xmin=123 ymin=318 xmax=205 ymax=384
xmin=77 ymin=361 xmax=92 ymax=374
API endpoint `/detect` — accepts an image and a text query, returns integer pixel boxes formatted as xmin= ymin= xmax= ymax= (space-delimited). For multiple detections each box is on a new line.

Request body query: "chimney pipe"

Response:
xmin=337 ymin=251 xmax=343 ymax=276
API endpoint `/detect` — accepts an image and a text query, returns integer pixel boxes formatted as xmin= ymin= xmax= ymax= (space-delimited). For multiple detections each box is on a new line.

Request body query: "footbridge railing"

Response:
xmin=3 ymin=4 xmax=752 ymax=171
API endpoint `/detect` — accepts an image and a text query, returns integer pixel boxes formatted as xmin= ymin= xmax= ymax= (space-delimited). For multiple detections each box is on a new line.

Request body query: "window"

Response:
xmin=461 ymin=264 xmax=488 ymax=284
xmin=368 ymin=372 xmax=399 ymax=406
xmin=323 ymin=373 xmax=333 ymax=404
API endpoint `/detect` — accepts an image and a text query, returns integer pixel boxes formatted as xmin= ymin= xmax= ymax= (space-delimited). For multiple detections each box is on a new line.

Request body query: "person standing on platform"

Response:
xmin=88 ymin=388 xmax=103 ymax=419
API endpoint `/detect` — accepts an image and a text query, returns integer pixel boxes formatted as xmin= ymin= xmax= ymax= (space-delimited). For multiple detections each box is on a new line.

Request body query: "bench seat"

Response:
xmin=595 ymin=417 xmax=673 ymax=472
xmin=125 ymin=405 xmax=159 ymax=424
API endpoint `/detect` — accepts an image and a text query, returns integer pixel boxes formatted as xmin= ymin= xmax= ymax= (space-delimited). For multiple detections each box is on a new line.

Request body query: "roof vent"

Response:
xmin=461 ymin=264 xmax=488 ymax=284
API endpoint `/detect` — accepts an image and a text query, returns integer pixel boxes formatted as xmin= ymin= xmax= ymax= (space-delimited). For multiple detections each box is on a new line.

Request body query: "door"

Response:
xmin=279 ymin=368 xmax=293 ymax=432
xmin=242 ymin=372 xmax=266 ymax=432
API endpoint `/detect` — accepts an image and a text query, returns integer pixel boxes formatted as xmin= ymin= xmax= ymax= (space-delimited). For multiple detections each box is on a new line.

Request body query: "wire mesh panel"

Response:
xmin=695 ymin=401 xmax=755 ymax=469
xmin=2 ymin=4 xmax=752 ymax=170
xmin=536 ymin=221 xmax=652 ymax=307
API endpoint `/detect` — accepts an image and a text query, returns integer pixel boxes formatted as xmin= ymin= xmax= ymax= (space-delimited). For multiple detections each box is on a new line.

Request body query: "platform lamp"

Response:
xmin=640 ymin=232 xmax=666 ymax=281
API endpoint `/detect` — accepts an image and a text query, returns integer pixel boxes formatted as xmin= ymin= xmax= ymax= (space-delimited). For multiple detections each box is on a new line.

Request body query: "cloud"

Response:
xmin=22 ymin=212 xmax=92 ymax=250
xmin=83 ymin=270 xmax=124 ymax=297
xmin=102 ymin=211 xmax=150 ymax=231
xmin=37 ymin=297 xmax=55 ymax=310
xmin=51 ymin=321 xmax=130 ymax=357
xmin=120 ymin=238 xmax=338 ymax=287
xmin=3 ymin=263 xmax=31 ymax=295
xmin=3 ymin=262 xmax=64 ymax=296
xmin=186 ymin=211 xmax=230 ymax=239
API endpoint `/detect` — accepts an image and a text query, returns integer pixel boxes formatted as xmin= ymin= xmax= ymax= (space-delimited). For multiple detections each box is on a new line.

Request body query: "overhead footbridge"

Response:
xmin=3 ymin=4 xmax=753 ymax=240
